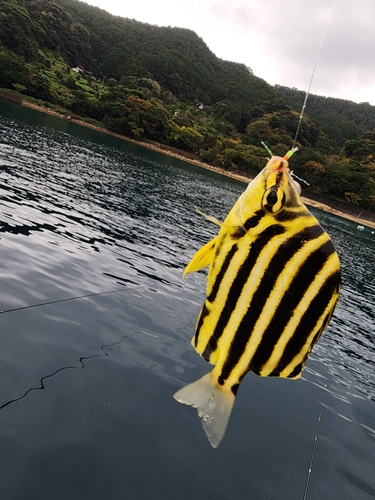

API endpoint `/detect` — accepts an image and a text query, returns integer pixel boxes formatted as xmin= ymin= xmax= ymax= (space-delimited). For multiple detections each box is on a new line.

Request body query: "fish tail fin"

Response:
xmin=173 ymin=371 xmax=236 ymax=448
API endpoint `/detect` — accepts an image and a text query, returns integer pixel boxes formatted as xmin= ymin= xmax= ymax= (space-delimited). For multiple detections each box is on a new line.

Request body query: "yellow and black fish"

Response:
xmin=174 ymin=149 xmax=341 ymax=448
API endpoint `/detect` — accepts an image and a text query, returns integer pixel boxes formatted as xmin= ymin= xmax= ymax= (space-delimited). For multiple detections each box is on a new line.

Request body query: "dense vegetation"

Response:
xmin=1 ymin=0 xmax=375 ymax=209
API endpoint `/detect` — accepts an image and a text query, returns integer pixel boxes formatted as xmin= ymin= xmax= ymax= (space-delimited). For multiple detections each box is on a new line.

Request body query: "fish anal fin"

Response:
xmin=173 ymin=371 xmax=235 ymax=448
xmin=183 ymin=237 xmax=217 ymax=276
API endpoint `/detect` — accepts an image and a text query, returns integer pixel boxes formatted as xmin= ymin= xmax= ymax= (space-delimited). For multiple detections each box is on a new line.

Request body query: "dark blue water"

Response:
xmin=0 ymin=100 xmax=374 ymax=500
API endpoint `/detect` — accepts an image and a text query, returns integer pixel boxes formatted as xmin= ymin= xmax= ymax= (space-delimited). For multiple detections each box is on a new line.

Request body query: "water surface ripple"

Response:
xmin=0 ymin=101 xmax=374 ymax=500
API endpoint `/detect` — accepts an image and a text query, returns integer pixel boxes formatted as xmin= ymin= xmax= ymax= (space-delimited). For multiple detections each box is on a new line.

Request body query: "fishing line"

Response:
xmin=0 ymin=284 xmax=147 ymax=409
xmin=292 ymin=0 xmax=335 ymax=148
xmin=302 ymin=381 xmax=328 ymax=499
xmin=0 ymin=285 xmax=140 ymax=315
xmin=302 ymin=409 xmax=322 ymax=500
xmin=0 ymin=328 xmax=141 ymax=411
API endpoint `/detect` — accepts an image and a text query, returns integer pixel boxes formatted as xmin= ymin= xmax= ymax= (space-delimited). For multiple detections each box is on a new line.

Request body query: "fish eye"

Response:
xmin=266 ymin=190 xmax=278 ymax=205
xmin=262 ymin=186 xmax=286 ymax=213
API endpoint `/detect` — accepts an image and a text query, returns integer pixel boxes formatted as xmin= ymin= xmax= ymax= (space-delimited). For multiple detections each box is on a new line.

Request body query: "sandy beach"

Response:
xmin=20 ymin=100 xmax=375 ymax=230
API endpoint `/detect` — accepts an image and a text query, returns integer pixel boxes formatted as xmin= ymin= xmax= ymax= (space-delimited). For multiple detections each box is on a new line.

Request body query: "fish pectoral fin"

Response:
xmin=183 ymin=237 xmax=217 ymax=276
xmin=173 ymin=371 xmax=236 ymax=448
xmin=196 ymin=208 xmax=222 ymax=227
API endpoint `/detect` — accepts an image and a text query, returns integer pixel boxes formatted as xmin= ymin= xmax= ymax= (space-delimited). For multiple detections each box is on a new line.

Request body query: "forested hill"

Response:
xmin=1 ymin=0 xmax=375 ymax=209
xmin=276 ymin=86 xmax=375 ymax=146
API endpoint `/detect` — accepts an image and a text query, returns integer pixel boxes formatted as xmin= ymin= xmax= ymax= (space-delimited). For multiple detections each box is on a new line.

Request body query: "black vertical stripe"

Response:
xmin=276 ymin=171 xmax=284 ymax=184
xmin=207 ymin=244 xmax=238 ymax=303
xmin=243 ymin=210 xmax=265 ymax=231
xmin=231 ymin=383 xmax=240 ymax=395
xmin=271 ymin=271 xmax=340 ymax=376
xmin=275 ymin=209 xmax=306 ymax=222
xmin=194 ymin=302 xmax=210 ymax=348
xmin=287 ymin=187 xmax=300 ymax=208
xmin=287 ymin=362 xmax=303 ymax=379
xmin=230 ymin=226 xmax=247 ymax=239
xmin=202 ymin=224 xmax=285 ymax=365
xmin=217 ymin=224 xmax=324 ymax=384
xmin=213 ymin=234 xmax=225 ymax=260
xmin=248 ymin=239 xmax=336 ymax=371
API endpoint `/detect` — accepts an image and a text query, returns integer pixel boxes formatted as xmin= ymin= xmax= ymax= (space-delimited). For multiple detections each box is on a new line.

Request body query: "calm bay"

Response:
xmin=0 ymin=99 xmax=374 ymax=499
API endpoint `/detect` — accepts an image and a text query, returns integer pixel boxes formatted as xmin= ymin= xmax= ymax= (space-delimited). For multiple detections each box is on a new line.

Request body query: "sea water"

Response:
xmin=0 ymin=100 xmax=374 ymax=500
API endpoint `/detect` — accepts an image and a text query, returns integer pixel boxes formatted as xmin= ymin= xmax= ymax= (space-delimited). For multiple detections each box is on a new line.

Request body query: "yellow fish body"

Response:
xmin=174 ymin=152 xmax=341 ymax=448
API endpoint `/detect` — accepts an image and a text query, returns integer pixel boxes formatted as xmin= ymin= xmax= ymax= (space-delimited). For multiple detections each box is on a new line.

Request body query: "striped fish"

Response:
xmin=174 ymin=150 xmax=341 ymax=448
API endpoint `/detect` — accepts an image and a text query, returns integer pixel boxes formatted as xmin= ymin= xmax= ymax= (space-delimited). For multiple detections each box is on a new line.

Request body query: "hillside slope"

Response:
xmin=0 ymin=0 xmax=374 ymax=208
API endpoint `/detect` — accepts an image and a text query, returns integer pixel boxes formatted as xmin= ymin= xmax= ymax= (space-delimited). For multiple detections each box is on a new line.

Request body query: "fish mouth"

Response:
xmin=264 ymin=157 xmax=291 ymax=189
xmin=266 ymin=156 xmax=290 ymax=173
xmin=265 ymin=157 xmax=302 ymax=196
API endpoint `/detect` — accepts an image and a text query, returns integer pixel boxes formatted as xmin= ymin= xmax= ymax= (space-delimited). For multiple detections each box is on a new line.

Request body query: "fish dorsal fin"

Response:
xmin=196 ymin=207 xmax=245 ymax=237
xmin=195 ymin=208 xmax=246 ymax=238
xmin=183 ymin=237 xmax=217 ymax=276
xmin=195 ymin=208 xmax=222 ymax=227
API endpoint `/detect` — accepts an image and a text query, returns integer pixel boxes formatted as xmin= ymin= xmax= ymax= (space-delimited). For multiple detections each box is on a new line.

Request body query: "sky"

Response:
xmin=84 ymin=0 xmax=375 ymax=105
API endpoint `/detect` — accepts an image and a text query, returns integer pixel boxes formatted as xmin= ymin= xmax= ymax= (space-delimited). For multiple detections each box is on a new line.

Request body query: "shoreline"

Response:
xmin=20 ymin=99 xmax=375 ymax=230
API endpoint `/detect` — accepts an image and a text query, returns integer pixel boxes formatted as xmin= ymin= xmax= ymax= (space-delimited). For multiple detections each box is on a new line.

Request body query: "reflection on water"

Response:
xmin=304 ymin=209 xmax=375 ymax=425
xmin=0 ymin=100 xmax=374 ymax=500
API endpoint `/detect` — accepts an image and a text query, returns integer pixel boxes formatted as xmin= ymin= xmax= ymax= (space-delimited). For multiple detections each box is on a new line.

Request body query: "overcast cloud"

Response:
xmin=85 ymin=0 xmax=375 ymax=105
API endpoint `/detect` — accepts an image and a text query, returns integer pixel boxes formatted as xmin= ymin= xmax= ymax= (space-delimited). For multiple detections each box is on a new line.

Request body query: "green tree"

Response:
xmin=0 ymin=1 xmax=38 ymax=61
xmin=0 ymin=48 xmax=30 ymax=89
